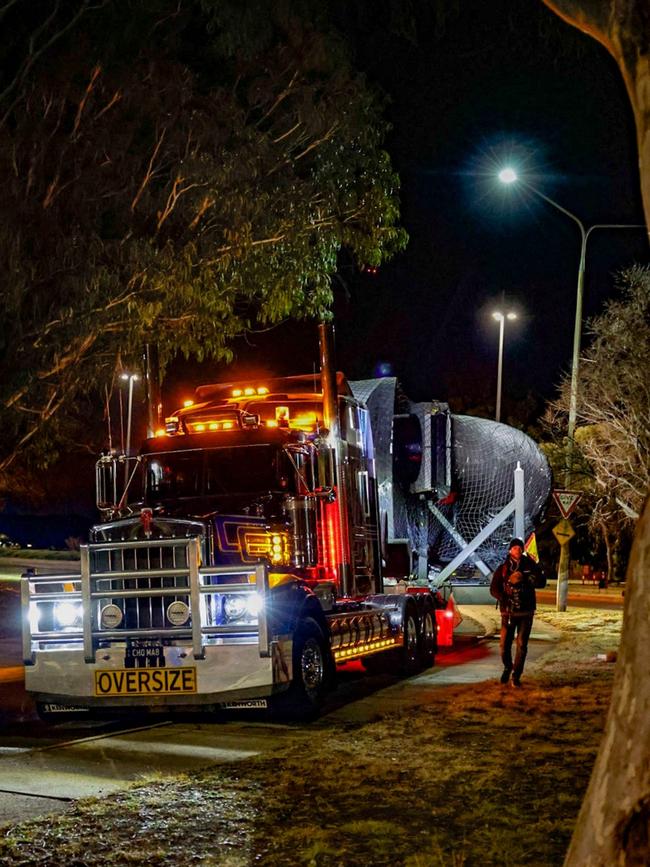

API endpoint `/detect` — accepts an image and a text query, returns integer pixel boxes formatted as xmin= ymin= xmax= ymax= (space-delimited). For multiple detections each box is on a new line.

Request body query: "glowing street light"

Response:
xmin=492 ymin=310 xmax=517 ymax=423
xmin=498 ymin=167 xmax=518 ymax=185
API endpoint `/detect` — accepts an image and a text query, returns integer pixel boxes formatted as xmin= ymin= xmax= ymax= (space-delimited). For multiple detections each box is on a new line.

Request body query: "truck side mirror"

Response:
xmin=95 ymin=454 xmax=118 ymax=512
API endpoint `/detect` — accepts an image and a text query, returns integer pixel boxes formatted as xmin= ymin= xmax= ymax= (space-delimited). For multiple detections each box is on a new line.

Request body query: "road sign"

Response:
xmin=552 ymin=518 xmax=575 ymax=545
xmin=552 ymin=489 xmax=582 ymax=519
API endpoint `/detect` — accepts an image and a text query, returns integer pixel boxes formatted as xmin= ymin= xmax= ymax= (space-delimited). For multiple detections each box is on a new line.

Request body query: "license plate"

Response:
xmin=95 ymin=667 xmax=196 ymax=696
xmin=125 ymin=638 xmax=166 ymax=667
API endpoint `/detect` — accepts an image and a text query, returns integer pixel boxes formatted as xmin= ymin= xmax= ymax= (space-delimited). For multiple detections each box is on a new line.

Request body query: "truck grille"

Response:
xmin=22 ymin=536 xmax=271 ymax=663
xmin=92 ymin=543 xmax=191 ymax=630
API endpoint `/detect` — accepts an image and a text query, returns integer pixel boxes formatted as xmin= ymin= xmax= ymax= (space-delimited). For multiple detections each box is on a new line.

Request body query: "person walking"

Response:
xmin=490 ymin=538 xmax=546 ymax=687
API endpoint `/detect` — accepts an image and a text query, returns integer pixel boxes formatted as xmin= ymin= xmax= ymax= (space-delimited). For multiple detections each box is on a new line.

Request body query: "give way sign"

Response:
xmin=552 ymin=489 xmax=582 ymax=519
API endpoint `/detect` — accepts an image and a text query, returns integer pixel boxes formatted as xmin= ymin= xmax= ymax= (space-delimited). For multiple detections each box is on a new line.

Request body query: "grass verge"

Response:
xmin=0 ymin=606 xmax=622 ymax=867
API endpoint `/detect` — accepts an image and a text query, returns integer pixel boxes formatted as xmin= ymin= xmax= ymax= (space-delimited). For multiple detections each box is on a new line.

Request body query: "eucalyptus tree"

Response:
xmin=542 ymin=1 xmax=650 ymax=224
xmin=546 ymin=266 xmax=649 ymax=578
xmin=0 ymin=0 xmax=406 ymax=484
xmin=540 ymin=4 xmax=650 ymax=866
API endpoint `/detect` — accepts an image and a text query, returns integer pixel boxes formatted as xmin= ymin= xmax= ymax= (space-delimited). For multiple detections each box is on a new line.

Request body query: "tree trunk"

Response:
xmin=537 ymin=4 xmax=650 ymax=860
xmin=564 ymin=496 xmax=650 ymax=866
xmin=603 ymin=520 xmax=616 ymax=582
xmin=542 ymin=1 xmax=650 ymax=228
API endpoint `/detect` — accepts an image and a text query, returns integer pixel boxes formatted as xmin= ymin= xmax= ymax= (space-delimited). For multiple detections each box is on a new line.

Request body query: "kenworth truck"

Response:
xmin=22 ymin=325 xmax=456 ymax=719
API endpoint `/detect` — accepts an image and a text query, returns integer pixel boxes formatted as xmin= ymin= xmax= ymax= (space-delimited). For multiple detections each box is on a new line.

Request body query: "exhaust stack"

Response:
xmin=318 ymin=322 xmax=339 ymax=438
xmin=143 ymin=343 xmax=163 ymax=438
xmin=318 ymin=322 xmax=352 ymax=595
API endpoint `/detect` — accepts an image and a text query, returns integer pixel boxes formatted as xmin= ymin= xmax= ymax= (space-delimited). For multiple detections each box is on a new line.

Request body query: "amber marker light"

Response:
xmin=183 ymin=399 xmax=194 ymax=408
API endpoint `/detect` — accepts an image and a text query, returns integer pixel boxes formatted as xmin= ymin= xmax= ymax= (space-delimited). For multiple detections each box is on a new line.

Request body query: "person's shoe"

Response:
xmin=512 ymin=676 xmax=522 ymax=688
xmin=500 ymin=669 xmax=511 ymax=684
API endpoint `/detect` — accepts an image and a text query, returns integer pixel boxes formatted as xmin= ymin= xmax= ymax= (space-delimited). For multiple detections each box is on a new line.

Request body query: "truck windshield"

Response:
xmin=144 ymin=444 xmax=288 ymax=504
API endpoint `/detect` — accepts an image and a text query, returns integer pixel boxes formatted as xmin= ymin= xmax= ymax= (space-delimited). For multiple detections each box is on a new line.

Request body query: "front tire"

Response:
xmin=275 ymin=617 xmax=332 ymax=720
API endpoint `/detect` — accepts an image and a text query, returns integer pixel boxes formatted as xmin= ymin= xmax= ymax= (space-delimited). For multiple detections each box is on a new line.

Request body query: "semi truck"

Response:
xmin=21 ymin=324 xmax=456 ymax=719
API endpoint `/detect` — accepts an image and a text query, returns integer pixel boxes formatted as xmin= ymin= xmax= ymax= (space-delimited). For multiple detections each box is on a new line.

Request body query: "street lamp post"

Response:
xmin=498 ymin=167 xmax=646 ymax=610
xmin=492 ymin=310 xmax=517 ymax=423
xmin=498 ymin=168 xmax=646 ymax=475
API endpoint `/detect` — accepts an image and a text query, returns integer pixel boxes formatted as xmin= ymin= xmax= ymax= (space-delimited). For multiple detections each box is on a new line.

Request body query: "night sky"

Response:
xmin=166 ymin=0 xmax=648 ymax=423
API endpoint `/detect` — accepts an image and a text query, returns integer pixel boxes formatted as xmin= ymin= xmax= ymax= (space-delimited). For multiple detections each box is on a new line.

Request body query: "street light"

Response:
xmin=498 ymin=167 xmax=646 ymax=479
xmin=499 ymin=166 xmax=646 ymax=611
xmin=492 ymin=310 xmax=517 ymax=423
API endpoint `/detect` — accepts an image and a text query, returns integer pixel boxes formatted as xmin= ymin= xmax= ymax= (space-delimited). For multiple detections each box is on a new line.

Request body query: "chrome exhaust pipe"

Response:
xmin=142 ymin=343 xmax=162 ymax=438
xmin=318 ymin=322 xmax=339 ymax=438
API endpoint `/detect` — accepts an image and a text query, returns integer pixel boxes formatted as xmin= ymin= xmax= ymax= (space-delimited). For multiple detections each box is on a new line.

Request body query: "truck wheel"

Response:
xmin=275 ymin=617 xmax=331 ymax=720
xmin=419 ymin=602 xmax=437 ymax=669
xmin=398 ymin=602 xmax=420 ymax=676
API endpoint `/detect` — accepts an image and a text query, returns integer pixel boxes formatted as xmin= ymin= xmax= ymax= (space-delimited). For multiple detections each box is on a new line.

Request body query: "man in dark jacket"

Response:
xmin=490 ymin=537 xmax=546 ymax=687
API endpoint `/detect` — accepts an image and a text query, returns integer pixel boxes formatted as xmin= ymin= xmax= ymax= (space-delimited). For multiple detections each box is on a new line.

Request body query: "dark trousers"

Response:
xmin=500 ymin=613 xmax=534 ymax=678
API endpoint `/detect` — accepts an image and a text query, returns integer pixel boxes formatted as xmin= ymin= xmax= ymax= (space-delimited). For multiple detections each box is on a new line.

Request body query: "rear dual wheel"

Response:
xmin=398 ymin=603 xmax=421 ymax=676
xmin=419 ymin=603 xmax=437 ymax=669
xmin=398 ymin=599 xmax=437 ymax=675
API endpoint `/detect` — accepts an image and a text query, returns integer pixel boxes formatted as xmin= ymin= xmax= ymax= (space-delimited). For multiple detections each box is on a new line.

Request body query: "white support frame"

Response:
xmin=430 ymin=462 xmax=525 ymax=585
xmin=427 ymin=503 xmax=492 ymax=577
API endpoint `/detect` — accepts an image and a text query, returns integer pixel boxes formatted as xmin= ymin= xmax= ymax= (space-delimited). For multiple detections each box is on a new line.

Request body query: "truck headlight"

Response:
xmin=28 ymin=602 xmax=43 ymax=634
xmin=54 ymin=601 xmax=82 ymax=629
xmin=223 ymin=592 xmax=263 ymax=624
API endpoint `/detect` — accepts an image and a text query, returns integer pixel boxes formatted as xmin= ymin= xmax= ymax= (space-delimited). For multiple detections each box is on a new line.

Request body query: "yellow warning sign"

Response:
xmin=524 ymin=532 xmax=539 ymax=563
xmin=552 ymin=519 xmax=575 ymax=545
xmin=94 ymin=667 xmax=196 ymax=696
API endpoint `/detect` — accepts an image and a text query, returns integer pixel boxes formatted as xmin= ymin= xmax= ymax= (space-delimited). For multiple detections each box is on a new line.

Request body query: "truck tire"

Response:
xmin=398 ymin=601 xmax=420 ymax=676
xmin=275 ymin=616 xmax=332 ymax=720
xmin=419 ymin=601 xmax=437 ymax=669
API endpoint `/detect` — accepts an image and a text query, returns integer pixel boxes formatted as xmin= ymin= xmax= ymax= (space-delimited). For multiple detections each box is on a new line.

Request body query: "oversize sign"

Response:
xmin=95 ymin=667 xmax=196 ymax=696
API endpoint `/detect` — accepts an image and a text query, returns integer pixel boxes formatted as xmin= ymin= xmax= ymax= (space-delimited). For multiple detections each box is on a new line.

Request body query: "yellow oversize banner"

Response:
xmin=95 ymin=667 xmax=197 ymax=696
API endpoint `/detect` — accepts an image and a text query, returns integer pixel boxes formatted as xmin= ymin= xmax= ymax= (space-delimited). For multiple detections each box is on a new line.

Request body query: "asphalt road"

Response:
xmin=0 ymin=577 xmax=619 ymax=829
xmin=0 ymin=603 xmax=560 ymax=829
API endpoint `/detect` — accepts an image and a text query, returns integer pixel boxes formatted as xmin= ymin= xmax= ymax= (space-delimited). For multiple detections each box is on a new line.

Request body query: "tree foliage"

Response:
xmin=548 ymin=265 xmax=650 ymax=530
xmin=0 ymin=0 xmax=407 ymax=483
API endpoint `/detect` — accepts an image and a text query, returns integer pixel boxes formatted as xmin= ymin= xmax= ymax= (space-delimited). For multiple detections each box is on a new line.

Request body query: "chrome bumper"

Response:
xmin=25 ymin=638 xmax=292 ymax=709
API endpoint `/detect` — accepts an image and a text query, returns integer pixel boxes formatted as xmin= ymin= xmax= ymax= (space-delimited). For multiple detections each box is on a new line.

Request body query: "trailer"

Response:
xmin=22 ymin=325 xmax=454 ymax=720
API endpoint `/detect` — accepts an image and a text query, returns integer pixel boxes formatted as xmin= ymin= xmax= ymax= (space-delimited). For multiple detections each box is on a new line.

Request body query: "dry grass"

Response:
xmin=0 ymin=606 xmax=623 ymax=867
